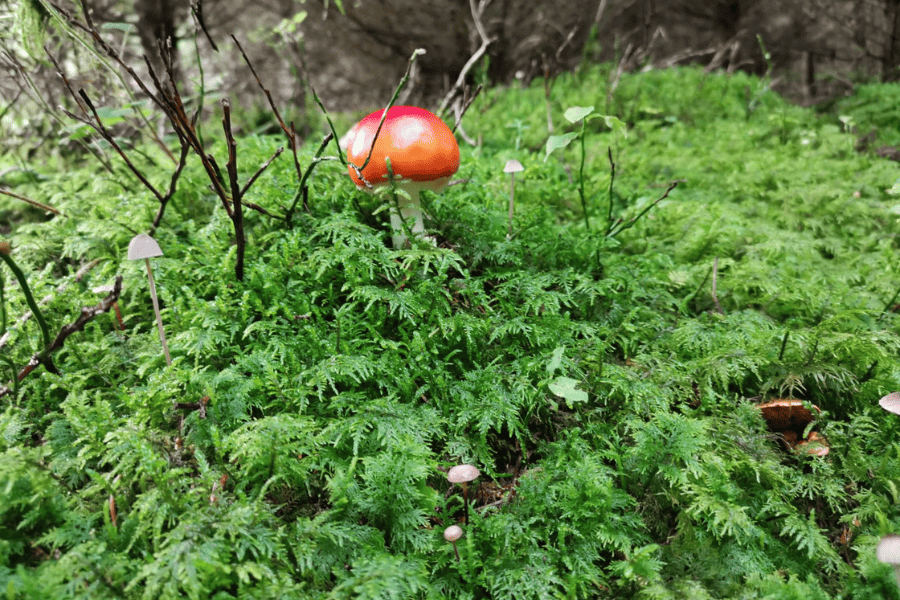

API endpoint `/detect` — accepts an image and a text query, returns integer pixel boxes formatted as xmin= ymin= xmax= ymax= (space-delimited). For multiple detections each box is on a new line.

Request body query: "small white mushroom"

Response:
xmin=447 ymin=464 xmax=480 ymax=525
xmin=443 ymin=524 xmax=463 ymax=562
xmin=503 ymin=159 xmax=524 ymax=238
xmin=879 ymin=392 xmax=900 ymax=416
xmin=877 ymin=534 xmax=900 ymax=588
xmin=128 ymin=234 xmax=171 ymax=366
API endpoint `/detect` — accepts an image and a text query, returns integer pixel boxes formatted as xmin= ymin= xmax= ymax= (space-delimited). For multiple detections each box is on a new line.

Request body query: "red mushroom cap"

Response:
xmin=346 ymin=106 xmax=459 ymax=190
xmin=757 ymin=398 xmax=819 ymax=432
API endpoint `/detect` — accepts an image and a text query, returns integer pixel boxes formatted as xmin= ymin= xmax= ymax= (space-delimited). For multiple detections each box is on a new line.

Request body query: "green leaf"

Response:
xmin=564 ymin=106 xmax=594 ymax=123
xmin=547 ymin=346 xmax=565 ymax=374
xmin=549 ymin=376 xmax=588 ymax=407
xmin=544 ymin=132 xmax=578 ymax=162
xmin=601 ymin=115 xmax=628 ymax=139
xmin=101 ymin=22 xmax=135 ymax=32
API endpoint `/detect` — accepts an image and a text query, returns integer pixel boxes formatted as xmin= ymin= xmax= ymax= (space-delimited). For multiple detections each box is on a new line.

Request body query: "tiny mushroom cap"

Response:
xmin=127 ymin=233 xmax=163 ymax=260
xmin=757 ymin=398 xmax=820 ymax=432
xmin=878 ymin=534 xmax=900 ymax=564
xmin=443 ymin=525 xmax=463 ymax=543
xmin=794 ymin=431 xmax=830 ymax=457
xmin=503 ymin=159 xmax=524 ymax=174
xmin=447 ymin=464 xmax=480 ymax=484
xmin=880 ymin=392 xmax=900 ymax=416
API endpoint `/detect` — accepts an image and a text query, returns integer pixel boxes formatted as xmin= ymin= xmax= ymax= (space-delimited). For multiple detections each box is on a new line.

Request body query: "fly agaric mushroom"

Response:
xmin=443 ymin=524 xmax=463 ymax=562
xmin=447 ymin=464 xmax=480 ymax=526
xmin=346 ymin=106 xmax=460 ymax=248
xmin=880 ymin=392 xmax=900 ymax=416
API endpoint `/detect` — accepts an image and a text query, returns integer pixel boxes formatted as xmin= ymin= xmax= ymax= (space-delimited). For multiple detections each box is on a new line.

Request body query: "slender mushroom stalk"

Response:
xmin=127 ymin=234 xmax=171 ymax=366
xmin=877 ymin=534 xmax=900 ymax=589
xmin=443 ymin=525 xmax=463 ymax=562
xmin=503 ymin=159 xmax=524 ymax=239
xmin=447 ymin=464 xmax=480 ymax=526
xmin=346 ymin=106 xmax=460 ymax=248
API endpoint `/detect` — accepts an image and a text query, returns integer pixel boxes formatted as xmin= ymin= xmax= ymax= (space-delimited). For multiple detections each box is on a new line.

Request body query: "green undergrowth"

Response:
xmin=1 ymin=63 xmax=900 ymax=598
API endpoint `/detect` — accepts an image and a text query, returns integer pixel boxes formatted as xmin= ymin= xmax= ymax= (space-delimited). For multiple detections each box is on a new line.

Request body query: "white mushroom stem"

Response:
xmin=144 ymin=258 xmax=172 ymax=366
xmin=389 ymin=189 xmax=425 ymax=249
xmin=387 ymin=177 xmax=450 ymax=248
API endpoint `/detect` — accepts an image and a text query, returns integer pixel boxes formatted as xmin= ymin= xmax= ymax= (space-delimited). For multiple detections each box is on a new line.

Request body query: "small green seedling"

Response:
xmin=544 ymin=106 xmax=626 ymax=231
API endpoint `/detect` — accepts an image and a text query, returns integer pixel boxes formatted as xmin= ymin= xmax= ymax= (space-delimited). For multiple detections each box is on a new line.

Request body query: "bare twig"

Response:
xmin=190 ymin=0 xmax=218 ymax=51
xmin=240 ymin=146 xmax=284 ymax=198
xmin=0 ymin=276 xmax=123 ymax=398
xmin=606 ymin=180 xmax=680 ymax=238
xmin=222 ymin=99 xmax=246 ymax=282
xmin=711 ymin=256 xmax=723 ymax=314
xmin=451 ymin=84 xmax=482 ymax=135
xmin=0 ymin=189 xmax=61 ymax=215
xmin=439 ymin=0 xmax=493 ymax=117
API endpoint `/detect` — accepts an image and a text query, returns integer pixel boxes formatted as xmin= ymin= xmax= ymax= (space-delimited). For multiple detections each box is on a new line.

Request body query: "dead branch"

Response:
xmin=438 ymin=0 xmax=494 ymax=116
xmin=222 ymin=99 xmax=246 ymax=281
xmin=0 ymin=259 xmax=101 ymax=351
xmin=0 ymin=275 xmax=123 ymax=399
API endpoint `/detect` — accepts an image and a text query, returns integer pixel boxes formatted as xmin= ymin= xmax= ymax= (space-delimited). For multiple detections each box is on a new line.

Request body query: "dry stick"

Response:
xmin=232 ymin=35 xmax=333 ymax=226
xmin=47 ymin=0 xmax=176 ymax=163
xmin=233 ymin=35 xmax=305 ymax=179
xmin=438 ymin=0 xmax=493 ymax=117
xmin=451 ymin=84 xmax=483 ymax=135
xmin=222 ymin=100 xmax=246 ymax=282
xmin=151 ymin=143 xmax=191 ymax=233
xmin=0 ymin=259 xmax=101 ymax=351
xmin=79 ymin=90 xmax=167 ymax=203
xmin=9 ymin=48 xmax=114 ymax=174
xmin=0 ymin=275 xmax=123 ymax=398
xmin=190 ymin=0 xmax=218 ymax=51
xmin=353 ymin=48 xmax=427 ymax=182
xmin=0 ymin=189 xmax=61 ymax=215
xmin=605 ymin=147 xmax=615 ymax=232
xmin=47 ymin=48 xmax=188 ymax=229
xmin=606 ymin=180 xmax=680 ymax=238
xmin=711 ymin=256 xmax=723 ymax=314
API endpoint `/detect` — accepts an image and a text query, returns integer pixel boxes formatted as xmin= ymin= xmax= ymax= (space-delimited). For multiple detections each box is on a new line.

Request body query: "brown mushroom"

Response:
xmin=447 ymin=464 xmax=480 ymax=526
xmin=879 ymin=392 xmax=900 ymax=416
xmin=793 ymin=431 xmax=830 ymax=457
xmin=757 ymin=398 xmax=820 ymax=432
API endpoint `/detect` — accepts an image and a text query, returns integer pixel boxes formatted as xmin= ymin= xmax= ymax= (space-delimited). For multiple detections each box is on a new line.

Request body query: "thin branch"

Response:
xmin=0 ymin=189 xmax=61 ymax=215
xmin=0 ymin=276 xmax=123 ymax=398
xmin=711 ymin=256 xmax=723 ymax=314
xmin=607 ymin=180 xmax=680 ymax=238
xmin=0 ymin=259 xmax=101 ymax=351
xmin=240 ymin=146 xmax=284 ymax=199
xmin=451 ymin=84 xmax=482 ymax=135
xmin=190 ymin=0 xmax=218 ymax=51
xmin=438 ymin=0 xmax=493 ymax=116
xmin=222 ymin=100 xmax=246 ymax=282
